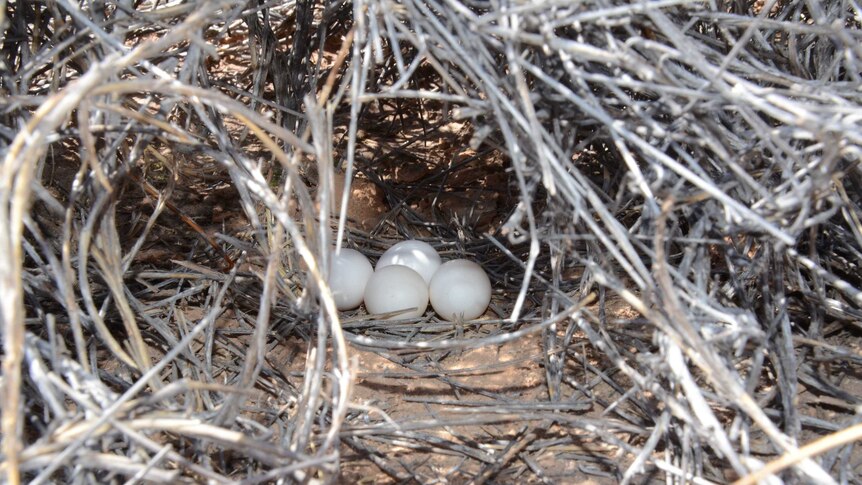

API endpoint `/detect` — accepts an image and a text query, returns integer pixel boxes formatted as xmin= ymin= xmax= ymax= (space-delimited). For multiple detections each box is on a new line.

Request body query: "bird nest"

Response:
xmin=2 ymin=0 xmax=862 ymax=483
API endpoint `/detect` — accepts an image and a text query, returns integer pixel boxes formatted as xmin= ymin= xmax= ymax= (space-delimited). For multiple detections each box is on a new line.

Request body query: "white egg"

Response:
xmin=429 ymin=259 xmax=492 ymax=321
xmin=326 ymin=248 xmax=374 ymax=310
xmin=376 ymin=240 xmax=441 ymax=284
xmin=363 ymin=265 xmax=429 ymax=319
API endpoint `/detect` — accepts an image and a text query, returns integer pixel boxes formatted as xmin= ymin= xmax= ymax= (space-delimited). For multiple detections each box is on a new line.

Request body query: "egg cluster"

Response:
xmin=326 ymin=241 xmax=492 ymax=321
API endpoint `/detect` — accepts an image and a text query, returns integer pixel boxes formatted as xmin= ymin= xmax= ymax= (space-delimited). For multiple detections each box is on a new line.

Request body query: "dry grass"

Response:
xmin=2 ymin=0 xmax=862 ymax=483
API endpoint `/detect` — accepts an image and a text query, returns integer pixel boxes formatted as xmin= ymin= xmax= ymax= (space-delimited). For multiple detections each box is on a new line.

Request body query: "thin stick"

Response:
xmin=732 ymin=423 xmax=862 ymax=485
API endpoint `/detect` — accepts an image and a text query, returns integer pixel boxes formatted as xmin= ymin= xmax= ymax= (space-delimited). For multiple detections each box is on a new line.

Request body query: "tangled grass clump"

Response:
xmin=1 ymin=0 xmax=862 ymax=483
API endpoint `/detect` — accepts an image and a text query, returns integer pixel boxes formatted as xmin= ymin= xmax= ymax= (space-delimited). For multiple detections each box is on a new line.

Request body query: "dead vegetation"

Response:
xmin=2 ymin=0 xmax=862 ymax=483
